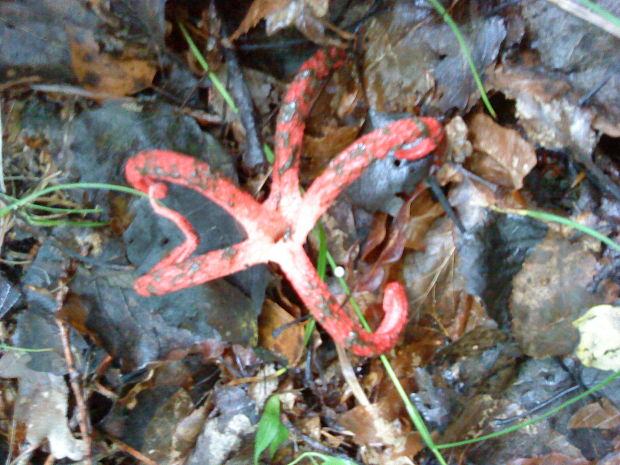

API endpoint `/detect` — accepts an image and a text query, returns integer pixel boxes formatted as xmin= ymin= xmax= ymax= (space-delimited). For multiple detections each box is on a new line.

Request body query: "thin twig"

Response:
xmin=54 ymin=263 xmax=92 ymax=464
xmin=108 ymin=436 xmax=162 ymax=465
xmin=55 ymin=319 xmax=92 ymax=463
xmin=280 ymin=413 xmax=362 ymax=464
xmin=0 ymin=100 xmax=5 ymax=192
xmin=335 ymin=343 xmax=370 ymax=407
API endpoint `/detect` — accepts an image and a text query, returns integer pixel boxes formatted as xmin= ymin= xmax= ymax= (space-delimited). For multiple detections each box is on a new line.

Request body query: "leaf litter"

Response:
xmin=0 ymin=0 xmax=620 ymax=464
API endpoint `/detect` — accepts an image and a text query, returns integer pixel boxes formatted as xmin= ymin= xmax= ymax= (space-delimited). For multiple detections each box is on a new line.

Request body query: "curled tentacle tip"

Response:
xmin=382 ymin=282 xmax=409 ymax=326
xmin=148 ymin=182 xmax=168 ymax=199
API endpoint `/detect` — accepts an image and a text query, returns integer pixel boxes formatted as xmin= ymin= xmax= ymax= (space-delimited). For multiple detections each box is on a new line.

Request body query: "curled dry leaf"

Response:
xmin=489 ymin=67 xmax=597 ymax=154
xmin=468 ymin=112 xmax=537 ymax=190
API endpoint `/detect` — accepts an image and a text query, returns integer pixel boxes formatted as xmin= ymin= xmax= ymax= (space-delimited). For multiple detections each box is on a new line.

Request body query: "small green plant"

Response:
xmin=254 ymin=395 xmax=289 ymax=465
xmin=254 ymin=395 xmax=356 ymax=465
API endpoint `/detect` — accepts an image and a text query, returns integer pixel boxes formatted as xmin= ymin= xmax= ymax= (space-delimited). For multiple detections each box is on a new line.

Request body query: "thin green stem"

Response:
xmin=573 ymin=0 xmax=620 ymax=30
xmin=426 ymin=0 xmax=497 ymax=118
xmin=23 ymin=212 xmax=109 ymax=228
xmin=323 ymin=243 xmax=447 ymax=465
xmin=0 ymin=183 xmax=148 ymax=218
xmin=0 ymin=344 xmax=52 ymax=352
xmin=178 ymin=21 xmax=239 ymax=113
xmin=437 ymin=370 xmax=620 ymax=448
xmin=0 ymin=193 xmax=102 ymax=214
xmin=491 ymin=206 xmax=620 ymax=253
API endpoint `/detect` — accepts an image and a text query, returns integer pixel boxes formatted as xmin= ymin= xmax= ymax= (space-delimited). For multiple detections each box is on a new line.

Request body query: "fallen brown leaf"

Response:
xmin=258 ymin=299 xmax=305 ymax=365
xmin=468 ymin=112 xmax=537 ymax=190
xmin=568 ymin=398 xmax=620 ymax=430
xmin=69 ymin=29 xmax=155 ymax=96
xmin=229 ymin=0 xmax=291 ymax=40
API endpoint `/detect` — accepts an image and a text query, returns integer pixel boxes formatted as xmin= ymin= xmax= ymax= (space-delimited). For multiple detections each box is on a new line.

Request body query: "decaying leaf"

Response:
xmin=505 ymin=453 xmax=589 ymax=465
xmin=339 ymin=403 xmax=424 ymax=464
xmin=568 ymin=397 xmax=620 ymax=430
xmin=259 ymin=300 xmax=305 ymax=365
xmin=265 ymin=0 xmax=329 ymax=40
xmin=230 ymin=0 xmax=331 ymax=44
xmin=229 ymin=0 xmax=291 ymax=40
xmin=69 ymin=29 xmax=156 ymax=96
xmin=186 ymin=386 xmax=257 ymax=465
xmin=402 ymin=185 xmax=496 ymax=340
xmin=0 ymin=351 xmax=85 ymax=460
xmin=489 ymin=67 xmax=597 ymax=156
xmin=518 ymin=0 xmax=620 ymax=134
xmin=361 ymin=9 xmax=504 ymax=113
xmin=510 ymin=230 xmax=603 ymax=358
xmin=573 ymin=304 xmax=620 ymax=371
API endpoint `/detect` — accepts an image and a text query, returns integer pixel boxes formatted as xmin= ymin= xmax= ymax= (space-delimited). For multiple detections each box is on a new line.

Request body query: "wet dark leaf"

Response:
xmin=360 ymin=6 xmax=505 ymax=114
xmin=0 ymin=272 xmax=21 ymax=319
xmin=459 ymin=211 xmax=548 ymax=327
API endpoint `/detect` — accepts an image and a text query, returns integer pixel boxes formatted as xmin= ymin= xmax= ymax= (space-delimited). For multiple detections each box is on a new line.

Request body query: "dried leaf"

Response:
xmin=506 ymin=454 xmax=589 ymax=465
xmin=229 ymin=0 xmax=292 ymax=40
xmin=518 ymin=1 xmax=620 ymax=133
xmin=259 ymin=300 xmax=305 ymax=365
xmin=170 ymin=404 xmax=209 ymax=465
xmin=69 ymin=29 xmax=155 ymax=96
xmin=573 ymin=305 xmax=620 ymax=371
xmin=468 ymin=112 xmax=537 ymax=189
xmin=304 ymin=126 xmax=361 ymax=178
xmin=510 ymin=231 xmax=604 ymax=358
xmin=265 ymin=0 xmax=330 ymax=43
xmin=0 ymin=351 xmax=85 ymax=460
xmin=568 ymin=398 xmax=620 ymax=430
xmin=489 ymin=68 xmax=597 ymax=155
xmin=339 ymin=404 xmax=423 ymax=464
xmin=361 ymin=9 xmax=504 ymax=113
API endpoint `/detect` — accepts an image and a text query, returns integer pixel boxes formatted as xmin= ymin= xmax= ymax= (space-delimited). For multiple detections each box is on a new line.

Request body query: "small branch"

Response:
xmin=54 ymin=263 xmax=92 ymax=464
xmin=108 ymin=436 xmax=162 ymax=465
xmin=0 ymin=100 xmax=5 ymax=193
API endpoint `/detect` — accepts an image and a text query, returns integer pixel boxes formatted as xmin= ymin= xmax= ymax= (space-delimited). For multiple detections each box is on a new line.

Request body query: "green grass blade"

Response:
xmin=426 ymin=0 xmax=497 ymax=118
xmin=437 ymin=369 xmax=620 ymax=448
xmin=178 ymin=21 xmax=239 ymax=113
xmin=0 ymin=182 xmax=148 ymax=218
xmin=24 ymin=215 xmax=109 ymax=228
xmin=263 ymin=144 xmax=275 ymax=164
xmin=0 ymin=193 xmax=102 ymax=215
xmin=491 ymin=206 xmax=620 ymax=253
xmin=0 ymin=344 xmax=52 ymax=352
xmin=573 ymin=0 xmax=620 ymax=31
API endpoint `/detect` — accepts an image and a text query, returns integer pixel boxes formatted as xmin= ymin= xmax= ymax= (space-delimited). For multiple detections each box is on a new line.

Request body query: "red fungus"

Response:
xmin=125 ymin=48 xmax=444 ymax=356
